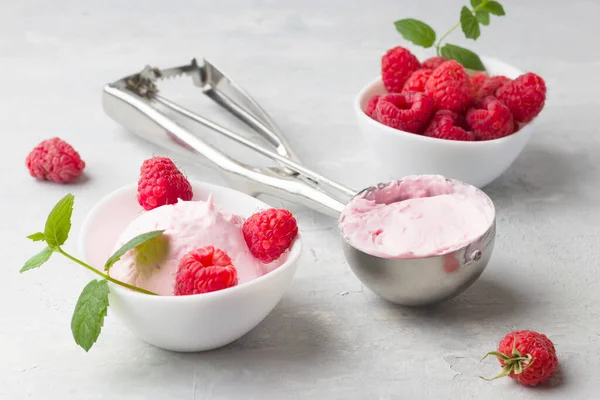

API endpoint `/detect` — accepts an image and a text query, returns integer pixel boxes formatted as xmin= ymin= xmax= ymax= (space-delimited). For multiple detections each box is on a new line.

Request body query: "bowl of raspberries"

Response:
xmin=354 ymin=46 xmax=546 ymax=188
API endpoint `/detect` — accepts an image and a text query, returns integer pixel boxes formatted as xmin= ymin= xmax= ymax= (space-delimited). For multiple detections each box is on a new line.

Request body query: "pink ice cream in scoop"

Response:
xmin=109 ymin=195 xmax=285 ymax=295
xmin=339 ymin=175 xmax=494 ymax=258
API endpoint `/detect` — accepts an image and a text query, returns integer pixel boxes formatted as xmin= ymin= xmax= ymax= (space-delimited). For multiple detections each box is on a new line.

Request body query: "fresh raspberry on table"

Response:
xmin=381 ymin=46 xmax=421 ymax=93
xmin=470 ymin=72 xmax=489 ymax=93
xmin=137 ymin=156 xmax=193 ymax=211
xmin=376 ymin=92 xmax=434 ymax=134
xmin=424 ymin=60 xmax=475 ymax=113
xmin=402 ymin=69 xmax=433 ymax=93
xmin=242 ymin=208 xmax=298 ymax=263
xmin=174 ymin=246 xmax=238 ymax=295
xmin=422 ymin=56 xmax=446 ymax=70
xmin=25 ymin=137 xmax=85 ymax=183
xmin=496 ymin=72 xmax=546 ymax=123
xmin=364 ymin=95 xmax=381 ymax=119
xmin=476 ymin=75 xmax=511 ymax=101
xmin=466 ymin=96 xmax=514 ymax=141
xmin=482 ymin=330 xmax=558 ymax=387
xmin=424 ymin=110 xmax=474 ymax=141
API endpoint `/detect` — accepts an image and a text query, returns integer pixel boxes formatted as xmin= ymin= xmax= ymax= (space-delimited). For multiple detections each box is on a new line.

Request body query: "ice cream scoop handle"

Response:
xmin=103 ymin=85 xmax=349 ymax=217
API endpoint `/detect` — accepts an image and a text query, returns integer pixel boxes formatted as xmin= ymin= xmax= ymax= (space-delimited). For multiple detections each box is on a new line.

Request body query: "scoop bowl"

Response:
xmin=340 ymin=179 xmax=496 ymax=306
xmin=79 ymin=181 xmax=302 ymax=352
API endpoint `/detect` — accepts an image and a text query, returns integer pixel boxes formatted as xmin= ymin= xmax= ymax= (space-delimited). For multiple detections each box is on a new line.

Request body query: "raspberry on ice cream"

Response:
xmin=175 ymin=246 xmax=238 ymax=295
xmin=109 ymin=195 xmax=287 ymax=295
xmin=242 ymin=208 xmax=298 ymax=264
xmin=137 ymin=156 xmax=193 ymax=211
xmin=339 ymin=175 xmax=494 ymax=258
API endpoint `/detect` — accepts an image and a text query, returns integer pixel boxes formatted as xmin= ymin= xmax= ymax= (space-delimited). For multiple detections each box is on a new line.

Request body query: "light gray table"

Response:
xmin=2 ymin=0 xmax=598 ymax=398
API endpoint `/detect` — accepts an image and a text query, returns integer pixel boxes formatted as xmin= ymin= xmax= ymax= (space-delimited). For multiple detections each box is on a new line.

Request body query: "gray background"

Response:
xmin=1 ymin=0 xmax=598 ymax=399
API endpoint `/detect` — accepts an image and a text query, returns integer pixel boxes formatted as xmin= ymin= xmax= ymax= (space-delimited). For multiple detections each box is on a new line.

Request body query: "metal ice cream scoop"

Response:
xmin=102 ymin=58 xmax=495 ymax=306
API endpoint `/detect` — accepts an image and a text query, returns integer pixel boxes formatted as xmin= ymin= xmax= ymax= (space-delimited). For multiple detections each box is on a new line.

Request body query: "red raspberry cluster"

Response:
xmin=368 ymin=46 xmax=547 ymax=141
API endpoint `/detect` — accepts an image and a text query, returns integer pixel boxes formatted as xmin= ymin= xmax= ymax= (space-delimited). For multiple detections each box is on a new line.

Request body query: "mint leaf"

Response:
xmin=71 ymin=279 xmax=109 ymax=352
xmin=476 ymin=10 xmax=490 ymax=26
xmin=27 ymin=232 xmax=45 ymax=242
xmin=441 ymin=44 xmax=485 ymax=71
xmin=20 ymin=247 xmax=54 ymax=273
xmin=394 ymin=19 xmax=436 ymax=48
xmin=104 ymin=230 xmax=166 ymax=272
xmin=460 ymin=7 xmax=481 ymax=40
xmin=44 ymin=193 xmax=74 ymax=248
xmin=482 ymin=1 xmax=505 ymax=16
xmin=470 ymin=0 xmax=483 ymax=7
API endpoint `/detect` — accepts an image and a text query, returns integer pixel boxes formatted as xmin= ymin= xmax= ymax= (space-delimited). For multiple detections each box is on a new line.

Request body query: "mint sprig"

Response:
xmin=44 ymin=193 xmax=74 ymax=247
xmin=71 ymin=280 xmax=110 ymax=352
xmin=394 ymin=19 xmax=436 ymax=48
xmin=105 ymin=230 xmax=165 ymax=272
xmin=393 ymin=0 xmax=506 ymax=71
xmin=21 ymin=193 xmax=165 ymax=352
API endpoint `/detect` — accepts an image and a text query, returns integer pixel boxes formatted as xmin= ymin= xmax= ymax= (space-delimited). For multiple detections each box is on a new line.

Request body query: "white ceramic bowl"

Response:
xmin=354 ymin=57 xmax=535 ymax=188
xmin=79 ymin=181 xmax=302 ymax=352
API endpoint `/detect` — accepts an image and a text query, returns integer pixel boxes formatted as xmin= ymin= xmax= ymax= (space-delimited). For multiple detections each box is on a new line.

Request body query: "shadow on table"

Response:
xmin=534 ymin=365 xmax=567 ymax=391
xmin=484 ymin=142 xmax=592 ymax=206
xmin=174 ymin=295 xmax=337 ymax=367
xmin=375 ymin=276 xmax=536 ymax=325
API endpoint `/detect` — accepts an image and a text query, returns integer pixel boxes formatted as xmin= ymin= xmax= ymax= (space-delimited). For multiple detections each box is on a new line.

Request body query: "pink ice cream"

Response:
xmin=339 ymin=175 xmax=494 ymax=258
xmin=109 ymin=195 xmax=286 ymax=295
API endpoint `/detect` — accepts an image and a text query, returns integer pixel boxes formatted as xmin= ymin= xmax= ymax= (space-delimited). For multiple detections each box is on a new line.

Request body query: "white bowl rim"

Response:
xmin=353 ymin=56 xmax=535 ymax=146
xmin=78 ymin=180 xmax=303 ymax=303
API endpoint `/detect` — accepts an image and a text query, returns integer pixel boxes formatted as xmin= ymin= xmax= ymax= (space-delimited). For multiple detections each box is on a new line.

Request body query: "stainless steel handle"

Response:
xmin=103 ymin=85 xmax=349 ymax=218
xmin=197 ymin=60 xmax=301 ymax=164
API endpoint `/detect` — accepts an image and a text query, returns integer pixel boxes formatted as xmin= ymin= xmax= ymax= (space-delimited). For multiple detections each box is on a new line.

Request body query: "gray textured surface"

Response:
xmin=1 ymin=0 xmax=599 ymax=398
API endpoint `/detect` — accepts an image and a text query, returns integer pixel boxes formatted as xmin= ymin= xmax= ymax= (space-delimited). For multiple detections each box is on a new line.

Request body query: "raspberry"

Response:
xmin=482 ymin=330 xmax=558 ymax=387
xmin=381 ymin=46 xmax=421 ymax=93
xmin=513 ymin=120 xmax=522 ymax=133
xmin=496 ymin=72 xmax=546 ymax=123
xmin=174 ymin=246 xmax=238 ymax=295
xmin=425 ymin=60 xmax=475 ymax=113
xmin=424 ymin=110 xmax=474 ymax=141
xmin=25 ymin=137 xmax=85 ymax=183
xmin=242 ymin=208 xmax=298 ymax=263
xmin=376 ymin=92 xmax=434 ymax=134
xmin=402 ymin=69 xmax=433 ymax=93
xmin=137 ymin=156 xmax=193 ymax=211
xmin=470 ymin=72 xmax=489 ymax=93
xmin=476 ymin=75 xmax=510 ymax=101
xmin=422 ymin=56 xmax=446 ymax=70
xmin=364 ymin=95 xmax=381 ymax=119
xmin=465 ymin=96 xmax=514 ymax=141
